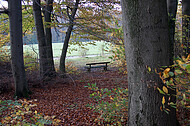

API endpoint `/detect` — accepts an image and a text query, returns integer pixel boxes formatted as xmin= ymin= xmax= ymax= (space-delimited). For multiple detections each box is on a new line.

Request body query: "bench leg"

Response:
xmin=103 ymin=67 xmax=106 ymax=71
xmin=88 ymin=65 xmax=91 ymax=72
xmin=104 ymin=63 xmax=108 ymax=71
xmin=88 ymin=68 xmax=91 ymax=72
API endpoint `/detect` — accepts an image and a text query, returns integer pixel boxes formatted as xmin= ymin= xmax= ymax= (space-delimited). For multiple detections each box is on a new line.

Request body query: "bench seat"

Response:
xmin=85 ymin=62 xmax=110 ymax=72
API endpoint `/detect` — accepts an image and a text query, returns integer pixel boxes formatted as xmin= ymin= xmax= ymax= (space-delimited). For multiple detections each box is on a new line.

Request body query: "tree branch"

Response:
xmin=0 ymin=8 xmax=8 ymax=14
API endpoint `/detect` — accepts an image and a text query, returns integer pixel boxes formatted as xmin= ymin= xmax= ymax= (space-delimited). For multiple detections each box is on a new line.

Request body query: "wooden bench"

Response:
xmin=85 ymin=62 xmax=110 ymax=72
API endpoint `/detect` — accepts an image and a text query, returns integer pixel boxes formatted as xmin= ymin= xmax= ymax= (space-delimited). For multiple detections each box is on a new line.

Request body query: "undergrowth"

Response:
xmin=157 ymin=54 xmax=190 ymax=113
xmin=85 ymin=83 xmax=128 ymax=125
xmin=0 ymin=99 xmax=61 ymax=126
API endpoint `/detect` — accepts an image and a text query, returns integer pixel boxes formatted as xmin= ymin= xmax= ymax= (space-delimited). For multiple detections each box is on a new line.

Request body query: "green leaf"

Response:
xmin=186 ymin=64 xmax=190 ymax=69
xmin=157 ymin=88 xmax=165 ymax=95
xmin=164 ymin=109 xmax=169 ymax=114
xmin=175 ymin=69 xmax=183 ymax=74
xmin=170 ymin=105 xmax=176 ymax=109
xmin=169 ymin=72 xmax=174 ymax=76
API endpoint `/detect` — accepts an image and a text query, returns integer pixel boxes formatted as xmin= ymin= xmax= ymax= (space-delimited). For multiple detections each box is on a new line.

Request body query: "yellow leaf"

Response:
xmin=35 ymin=110 xmax=37 ymax=115
xmin=148 ymin=67 xmax=151 ymax=72
xmin=186 ymin=106 xmax=190 ymax=108
xmin=163 ymin=73 xmax=169 ymax=79
xmin=162 ymin=96 xmax=165 ymax=105
xmin=116 ymin=103 xmax=118 ymax=107
xmin=51 ymin=115 xmax=56 ymax=119
xmin=109 ymin=96 xmax=113 ymax=100
xmin=170 ymin=78 xmax=173 ymax=82
xmin=176 ymin=60 xmax=183 ymax=65
xmin=16 ymin=112 xmax=20 ymax=116
xmin=163 ymin=86 xmax=168 ymax=94
xmin=155 ymin=68 xmax=158 ymax=73
xmin=117 ymin=121 xmax=121 ymax=125
xmin=163 ymin=68 xmax=170 ymax=75
xmin=54 ymin=119 xmax=61 ymax=123
xmin=110 ymin=32 xmax=114 ymax=37
xmin=186 ymin=54 xmax=190 ymax=61
xmin=183 ymin=94 xmax=186 ymax=100
xmin=176 ymin=60 xmax=185 ymax=69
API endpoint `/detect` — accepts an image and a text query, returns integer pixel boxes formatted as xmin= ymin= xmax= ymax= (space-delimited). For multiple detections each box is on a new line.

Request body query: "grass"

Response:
xmin=55 ymin=54 xmax=112 ymax=68
xmin=1 ymin=41 xmax=113 ymax=68
xmin=22 ymin=41 xmax=111 ymax=58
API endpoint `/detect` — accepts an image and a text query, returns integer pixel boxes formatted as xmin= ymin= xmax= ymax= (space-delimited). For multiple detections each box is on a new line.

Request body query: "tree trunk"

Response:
xmin=121 ymin=0 xmax=177 ymax=125
xmin=44 ymin=0 xmax=56 ymax=77
xmin=8 ymin=0 xmax=29 ymax=97
xmin=182 ymin=0 xmax=190 ymax=56
xmin=59 ymin=0 xmax=79 ymax=73
xmin=167 ymin=0 xmax=178 ymax=59
xmin=33 ymin=0 xmax=55 ymax=79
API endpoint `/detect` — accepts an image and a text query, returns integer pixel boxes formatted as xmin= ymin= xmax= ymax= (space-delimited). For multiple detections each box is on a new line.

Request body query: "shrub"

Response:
xmin=0 ymin=46 xmax=11 ymax=62
xmin=24 ymin=52 xmax=39 ymax=72
xmin=85 ymin=83 xmax=128 ymax=125
xmin=65 ymin=61 xmax=79 ymax=74
xmin=109 ymin=44 xmax=127 ymax=74
xmin=157 ymin=54 xmax=190 ymax=113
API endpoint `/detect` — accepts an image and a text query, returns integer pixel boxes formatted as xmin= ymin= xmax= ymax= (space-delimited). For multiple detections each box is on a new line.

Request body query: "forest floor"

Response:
xmin=0 ymin=62 xmax=128 ymax=125
xmin=0 ymin=61 xmax=189 ymax=126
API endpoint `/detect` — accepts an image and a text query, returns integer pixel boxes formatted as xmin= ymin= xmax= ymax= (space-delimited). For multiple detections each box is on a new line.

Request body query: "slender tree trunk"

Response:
xmin=33 ymin=0 xmax=48 ymax=78
xmin=8 ymin=0 xmax=29 ymax=97
xmin=44 ymin=0 xmax=56 ymax=77
xmin=33 ymin=0 xmax=55 ymax=79
xmin=59 ymin=0 xmax=79 ymax=73
xmin=167 ymin=0 xmax=178 ymax=59
xmin=121 ymin=0 xmax=177 ymax=125
xmin=182 ymin=0 xmax=190 ymax=56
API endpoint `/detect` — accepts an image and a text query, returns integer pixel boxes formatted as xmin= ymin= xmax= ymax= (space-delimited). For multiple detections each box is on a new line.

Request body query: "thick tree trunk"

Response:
xmin=44 ymin=0 xmax=56 ymax=77
xmin=182 ymin=0 xmax=190 ymax=56
xmin=121 ymin=0 xmax=177 ymax=125
xmin=8 ymin=0 xmax=29 ymax=97
xmin=59 ymin=0 xmax=79 ymax=73
xmin=167 ymin=0 xmax=178 ymax=59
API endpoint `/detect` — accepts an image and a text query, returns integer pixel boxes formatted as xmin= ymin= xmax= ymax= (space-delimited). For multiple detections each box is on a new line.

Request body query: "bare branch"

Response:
xmin=0 ymin=5 xmax=8 ymax=14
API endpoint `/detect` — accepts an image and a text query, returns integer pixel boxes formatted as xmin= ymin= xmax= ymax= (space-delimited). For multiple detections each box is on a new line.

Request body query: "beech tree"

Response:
xmin=121 ymin=0 xmax=178 ymax=125
xmin=182 ymin=0 xmax=190 ymax=56
xmin=44 ymin=0 xmax=56 ymax=77
xmin=167 ymin=0 xmax=178 ymax=59
xmin=8 ymin=0 xmax=29 ymax=97
xmin=33 ymin=0 xmax=55 ymax=79
xmin=59 ymin=0 xmax=80 ymax=73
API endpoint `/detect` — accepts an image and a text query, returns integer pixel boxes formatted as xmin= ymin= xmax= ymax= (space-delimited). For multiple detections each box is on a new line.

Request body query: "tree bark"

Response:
xmin=59 ymin=0 xmax=79 ymax=73
xmin=33 ymin=0 xmax=55 ymax=79
xmin=8 ymin=0 xmax=29 ymax=97
xmin=121 ymin=0 xmax=177 ymax=125
xmin=33 ymin=0 xmax=48 ymax=78
xmin=167 ymin=0 xmax=178 ymax=59
xmin=44 ymin=0 xmax=56 ymax=77
xmin=182 ymin=0 xmax=190 ymax=56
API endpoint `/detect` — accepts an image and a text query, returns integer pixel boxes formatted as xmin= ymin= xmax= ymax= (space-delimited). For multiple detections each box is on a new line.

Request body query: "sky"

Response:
xmin=0 ymin=0 xmax=121 ymax=11
xmin=0 ymin=0 xmax=8 ymax=8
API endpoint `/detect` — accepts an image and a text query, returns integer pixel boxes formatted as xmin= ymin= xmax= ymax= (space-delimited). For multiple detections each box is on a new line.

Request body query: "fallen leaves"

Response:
xmin=1 ymin=69 xmax=128 ymax=125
